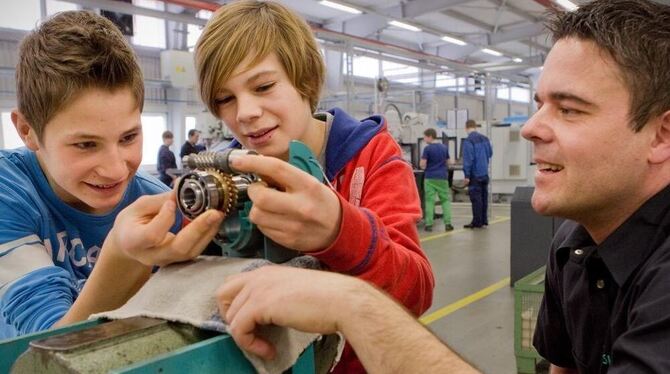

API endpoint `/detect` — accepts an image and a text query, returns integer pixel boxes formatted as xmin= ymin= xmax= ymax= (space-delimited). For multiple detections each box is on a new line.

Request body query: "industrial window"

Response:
xmin=0 ymin=1 xmax=40 ymax=31
xmin=132 ymin=0 xmax=166 ymax=49
xmin=46 ymin=0 xmax=78 ymax=16
xmin=141 ymin=113 xmax=167 ymax=166
xmin=187 ymin=10 xmax=212 ymax=51
xmin=497 ymin=86 xmax=510 ymax=100
xmin=185 ymin=116 xmax=197 ymax=140
xmin=510 ymin=87 xmax=530 ymax=103
xmin=1 ymin=112 xmax=24 ymax=150
xmin=383 ymin=60 xmax=418 ymax=85
xmin=342 ymin=55 xmax=379 ymax=79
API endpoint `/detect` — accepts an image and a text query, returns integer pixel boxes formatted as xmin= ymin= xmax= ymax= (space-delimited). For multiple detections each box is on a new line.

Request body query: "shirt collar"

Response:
xmin=554 ymin=184 xmax=670 ymax=286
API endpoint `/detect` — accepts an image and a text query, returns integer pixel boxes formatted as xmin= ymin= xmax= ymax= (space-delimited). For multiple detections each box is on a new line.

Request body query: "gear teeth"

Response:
xmin=206 ymin=169 xmax=237 ymax=219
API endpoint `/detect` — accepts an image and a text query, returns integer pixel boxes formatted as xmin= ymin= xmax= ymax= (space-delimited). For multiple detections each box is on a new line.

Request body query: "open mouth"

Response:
xmin=85 ymin=181 xmax=122 ymax=191
xmin=537 ymin=162 xmax=564 ymax=173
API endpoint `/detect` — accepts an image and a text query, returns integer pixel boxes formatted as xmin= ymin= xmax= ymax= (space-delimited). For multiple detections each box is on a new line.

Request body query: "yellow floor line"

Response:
xmin=420 ymin=216 xmax=510 ymax=243
xmin=419 ymin=277 xmax=510 ymax=325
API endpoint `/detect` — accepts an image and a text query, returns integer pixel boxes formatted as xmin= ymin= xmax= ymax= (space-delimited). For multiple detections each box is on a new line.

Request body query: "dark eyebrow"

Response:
xmin=535 ymin=91 xmax=596 ymax=108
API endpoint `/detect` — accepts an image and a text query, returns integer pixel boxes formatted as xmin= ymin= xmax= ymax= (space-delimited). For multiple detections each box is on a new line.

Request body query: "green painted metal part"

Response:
xmin=220 ymin=201 xmax=261 ymax=257
xmin=513 ymin=266 xmax=546 ymax=374
xmin=2 ymin=317 xmax=315 ymax=374
xmin=0 ymin=319 xmax=102 ymax=374
xmin=288 ymin=140 xmax=325 ymax=183
xmin=222 ymin=140 xmax=324 ymax=259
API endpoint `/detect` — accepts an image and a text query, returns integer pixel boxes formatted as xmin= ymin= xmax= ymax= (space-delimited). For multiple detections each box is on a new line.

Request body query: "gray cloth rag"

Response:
xmin=92 ymin=255 xmax=324 ymax=374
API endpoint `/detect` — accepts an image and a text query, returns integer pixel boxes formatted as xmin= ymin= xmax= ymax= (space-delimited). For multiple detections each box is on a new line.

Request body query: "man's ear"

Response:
xmin=11 ymin=110 xmax=40 ymax=151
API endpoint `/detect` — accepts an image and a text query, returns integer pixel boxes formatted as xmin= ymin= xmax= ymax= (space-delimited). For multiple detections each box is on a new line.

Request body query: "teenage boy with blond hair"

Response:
xmin=194 ymin=1 xmax=434 ymax=372
xmin=0 ymin=11 xmax=223 ymax=339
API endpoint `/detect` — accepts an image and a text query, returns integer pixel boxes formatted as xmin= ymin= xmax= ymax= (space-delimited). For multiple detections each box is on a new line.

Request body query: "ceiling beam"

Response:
xmin=61 ymin=0 xmax=207 ymax=25
xmin=490 ymin=23 xmax=546 ymax=44
xmin=401 ymin=0 xmax=474 ymax=18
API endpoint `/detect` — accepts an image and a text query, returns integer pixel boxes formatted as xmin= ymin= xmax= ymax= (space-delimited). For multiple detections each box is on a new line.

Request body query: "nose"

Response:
xmin=95 ymin=146 xmax=129 ymax=181
xmin=235 ymin=93 xmax=262 ymax=124
xmin=521 ymin=106 xmax=550 ymax=143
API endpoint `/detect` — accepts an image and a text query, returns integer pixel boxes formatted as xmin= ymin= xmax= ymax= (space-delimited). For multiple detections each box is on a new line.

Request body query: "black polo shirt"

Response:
xmin=533 ymin=185 xmax=670 ymax=373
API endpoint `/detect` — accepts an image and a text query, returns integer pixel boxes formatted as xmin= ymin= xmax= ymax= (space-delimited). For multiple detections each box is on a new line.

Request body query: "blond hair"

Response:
xmin=195 ymin=0 xmax=325 ymax=115
xmin=16 ymin=10 xmax=144 ymax=141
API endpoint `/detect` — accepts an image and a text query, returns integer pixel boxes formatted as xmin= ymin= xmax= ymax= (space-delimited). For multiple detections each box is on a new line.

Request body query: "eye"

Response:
xmin=559 ymin=107 xmax=582 ymax=116
xmin=74 ymin=141 xmax=96 ymax=150
xmin=256 ymin=82 xmax=275 ymax=92
xmin=121 ymin=132 xmax=139 ymax=144
xmin=215 ymin=96 xmax=233 ymax=106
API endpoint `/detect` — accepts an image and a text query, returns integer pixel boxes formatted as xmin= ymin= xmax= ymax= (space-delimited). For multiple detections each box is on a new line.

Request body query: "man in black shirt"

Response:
xmin=180 ymin=129 xmax=200 ymax=159
xmin=521 ymin=1 xmax=670 ymax=373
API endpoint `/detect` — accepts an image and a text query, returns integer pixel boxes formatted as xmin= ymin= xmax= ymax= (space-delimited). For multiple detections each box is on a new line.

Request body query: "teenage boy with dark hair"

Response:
xmin=0 ymin=11 xmax=223 ymax=339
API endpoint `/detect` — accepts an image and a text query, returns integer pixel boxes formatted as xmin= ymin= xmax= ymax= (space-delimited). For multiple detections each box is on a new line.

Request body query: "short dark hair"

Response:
xmin=465 ymin=120 xmax=477 ymax=129
xmin=162 ymin=130 xmax=173 ymax=140
xmin=423 ymin=128 xmax=437 ymax=139
xmin=188 ymin=129 xmax=199 ymax=137
xmin=546 ymin=0 xmax=670 ymax=132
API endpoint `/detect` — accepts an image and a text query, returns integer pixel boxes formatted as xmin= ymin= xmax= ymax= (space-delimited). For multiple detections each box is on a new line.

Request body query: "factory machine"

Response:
xmin=0 ymin=141 xmax=322 ymax=374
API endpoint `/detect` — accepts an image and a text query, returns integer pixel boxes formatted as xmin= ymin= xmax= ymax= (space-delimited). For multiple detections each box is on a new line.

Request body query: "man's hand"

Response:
xmin=463 ymin=178 xmax=470 ymax=186
xmin=217 ymin=266 xmax=361 ymax=360
xmin=230 ymin=154 xmax=342 ymax=252
xmin=108 ymin=191 xmax=224 ymax=266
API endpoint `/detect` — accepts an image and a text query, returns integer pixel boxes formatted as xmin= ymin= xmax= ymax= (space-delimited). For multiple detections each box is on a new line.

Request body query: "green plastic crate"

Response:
xmin=514 ymin=266 xmax=546 ymax=374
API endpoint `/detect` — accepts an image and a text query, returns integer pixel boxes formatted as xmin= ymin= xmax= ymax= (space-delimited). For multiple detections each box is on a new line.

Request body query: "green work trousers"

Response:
xmin=424 ymin=178 xmax=452 ymax=226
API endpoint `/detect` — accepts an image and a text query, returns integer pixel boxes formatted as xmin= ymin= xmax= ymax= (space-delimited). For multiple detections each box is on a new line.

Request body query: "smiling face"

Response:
xmin=521 ymin=38 xmax=658 ymax=232
xmin=28 ymin=87 xmax=142 ymax=214
xmin=213 ymin=53 xmax=323 ymax=160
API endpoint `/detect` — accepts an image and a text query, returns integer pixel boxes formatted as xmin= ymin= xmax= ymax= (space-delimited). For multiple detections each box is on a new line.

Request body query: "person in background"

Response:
xmin=0 ymin=11 xmax=222 ymax=339
xmin=462 ymin=119 xmax=492 ymax=229
xmin=420 ymin=128 xmax=453 ymax=232
xmin=157 ymin=130 xmax=177 ymax=187
xmin=195 ymin=1 xmax=434 ymax=372
xmin=179 ymin=129 xmax=200 ymax=159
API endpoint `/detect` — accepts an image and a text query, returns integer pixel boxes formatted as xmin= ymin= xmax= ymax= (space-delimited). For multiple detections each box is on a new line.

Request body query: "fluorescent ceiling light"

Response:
xmin=389 ymin=20 xmax=421 ymax=32
xmin=319 ymin=0 xmax=362 ymax=14
xmin=441 ymin=35 xmax=467 ymax=46
xmin=512 ymin=57 xmax=523 ymax=63
xmin=554 ymin=0 xmax=578 ymax=11
xmin=481 ymin=48 xmax=503 ymax=57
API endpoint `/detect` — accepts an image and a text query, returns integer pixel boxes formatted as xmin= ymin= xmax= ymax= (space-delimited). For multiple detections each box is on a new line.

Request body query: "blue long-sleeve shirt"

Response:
xmin=0 ymin=147 xmax=181 ymax=338
xmin=462 ymin=131 xmax=492 ymax=179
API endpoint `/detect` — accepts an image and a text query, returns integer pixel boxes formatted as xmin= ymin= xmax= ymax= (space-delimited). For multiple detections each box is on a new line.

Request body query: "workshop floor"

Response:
xmin=418 ymin=203 xmax=516 ymax=374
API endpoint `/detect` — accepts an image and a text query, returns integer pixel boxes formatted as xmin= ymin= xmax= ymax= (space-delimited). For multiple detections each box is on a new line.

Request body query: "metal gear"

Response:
xmin=176 ymin=169 xmax=238 ymax=220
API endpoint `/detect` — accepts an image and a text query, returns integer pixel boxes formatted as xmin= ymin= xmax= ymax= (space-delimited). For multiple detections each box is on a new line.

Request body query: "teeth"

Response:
xmin=93 ymin=183 xmax=116 ymax=188
xmin=537 ymin=163 xmax=564 ymax=172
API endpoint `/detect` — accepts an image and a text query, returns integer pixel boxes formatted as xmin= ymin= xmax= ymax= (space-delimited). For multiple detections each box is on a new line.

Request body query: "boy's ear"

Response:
xmin=11 ymin=110 xmax=40 ymax=151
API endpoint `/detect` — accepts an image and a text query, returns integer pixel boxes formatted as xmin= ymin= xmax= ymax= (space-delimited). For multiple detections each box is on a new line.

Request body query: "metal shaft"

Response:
xmin=182 ymin=149 xmax=257 ymax=174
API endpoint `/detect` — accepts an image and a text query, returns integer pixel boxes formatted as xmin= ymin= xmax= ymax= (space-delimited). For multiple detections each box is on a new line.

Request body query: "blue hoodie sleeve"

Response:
xmin=462 ymin=139 xmax=474 ymax=179
xmin=1 ymin=266 xmax=78 ymax=338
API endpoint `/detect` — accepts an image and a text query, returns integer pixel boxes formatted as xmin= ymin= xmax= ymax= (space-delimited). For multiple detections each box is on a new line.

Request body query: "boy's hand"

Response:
xmin=109 ymin=191 xmax=224 ymax=266
xmin=230 ymin=154 xmax=342 ymax=252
